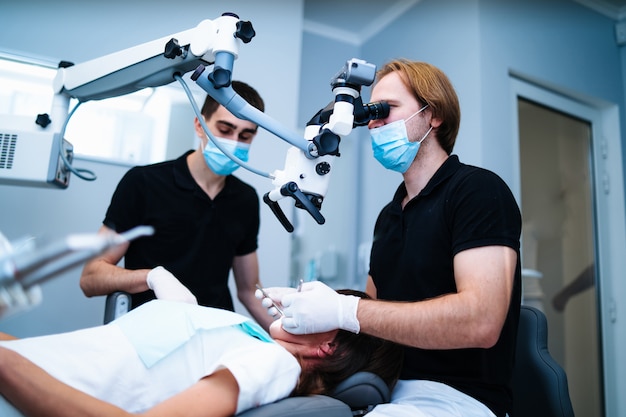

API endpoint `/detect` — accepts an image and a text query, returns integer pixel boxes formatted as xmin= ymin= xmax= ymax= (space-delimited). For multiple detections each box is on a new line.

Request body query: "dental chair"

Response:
xmin=510 ymin=305 xmax=575 ymax=417
xmin=103 ymin=292 xmax=392 ymax=416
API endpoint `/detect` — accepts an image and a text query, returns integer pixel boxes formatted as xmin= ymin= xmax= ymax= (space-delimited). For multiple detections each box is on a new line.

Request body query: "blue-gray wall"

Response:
xmin=298 ymin=3 xmax=626 ymax=415
xmin=295 ymin=0 xmax=626 ymax=294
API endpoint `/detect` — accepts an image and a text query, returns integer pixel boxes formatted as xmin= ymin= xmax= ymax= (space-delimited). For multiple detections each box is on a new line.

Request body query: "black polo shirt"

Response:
xmin=104 ymin=151 xmax=259 ymax=310
xmin=369 ymin=155 xmax=522 ymax=417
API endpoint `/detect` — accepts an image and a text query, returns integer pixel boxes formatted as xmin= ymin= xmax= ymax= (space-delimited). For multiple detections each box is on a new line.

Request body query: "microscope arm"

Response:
xmin=192 ymin=66 xmax=313 ymax=155
xmin=38 ymin=15 xmax=386 ymax=232
xmin=53 ymin=14 xmax=250 ymax=102
xmin=49 ymin=12 xmax=313 ymax=156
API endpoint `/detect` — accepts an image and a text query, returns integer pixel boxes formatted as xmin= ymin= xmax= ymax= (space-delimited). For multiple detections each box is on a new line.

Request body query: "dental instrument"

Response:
xmin=255 ymin=284 xmax=284 ymax=317
xmin=0 ymin=225 xmax=154 ymax=320
xmin=255 ymin=279 xmax=303 ymax=319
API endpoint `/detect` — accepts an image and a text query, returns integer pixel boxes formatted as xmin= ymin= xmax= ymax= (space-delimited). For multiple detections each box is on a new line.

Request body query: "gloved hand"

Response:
xmin=254 ymin=286 xmax=296 ymax=317
xmin=146 ymin=266 xmax=198 ymax=305
xmin=0 ymin=283 xmax=43 ymax=320
xmin=280 ymin=281 xmax=360 ymax=335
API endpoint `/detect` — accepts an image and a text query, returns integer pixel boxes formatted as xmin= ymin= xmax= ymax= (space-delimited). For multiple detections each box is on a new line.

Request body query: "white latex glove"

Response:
xmin=254 ymin=286 xmax=296 ymax=317
xmin=280 ymin=281 xmax=360 ymax=335
xmin=0 ymin=283 xmax=43 ymax=320
xmin=146 ymin=266 xmax=197 ymax=305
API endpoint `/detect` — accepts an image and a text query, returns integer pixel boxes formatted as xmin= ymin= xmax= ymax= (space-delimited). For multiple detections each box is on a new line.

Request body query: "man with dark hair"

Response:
xmin=80 ymin=81 xmax=273 ymax=331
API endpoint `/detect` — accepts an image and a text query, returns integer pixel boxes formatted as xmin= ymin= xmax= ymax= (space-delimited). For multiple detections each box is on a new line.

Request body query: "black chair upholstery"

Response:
xmin=332 ymin=371 xmax=391 ymax=413
xmin=103 ymin=291 xmax=132 ymax=324
xmin=238 ymin=395 xmax=350 ymax=417
xmin=511 ymin=305 xmax=575 ymax=417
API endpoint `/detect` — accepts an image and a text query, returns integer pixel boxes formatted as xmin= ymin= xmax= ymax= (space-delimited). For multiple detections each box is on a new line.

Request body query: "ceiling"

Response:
xmin=303 ymin=0 xmax=626 ymax=46
xmin=574 ymin=0 xmax=626 ymax=18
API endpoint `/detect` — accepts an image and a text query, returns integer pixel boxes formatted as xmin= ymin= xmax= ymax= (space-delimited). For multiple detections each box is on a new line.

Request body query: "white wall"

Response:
xmin=0 ymin=0 xmax=304 ymax=336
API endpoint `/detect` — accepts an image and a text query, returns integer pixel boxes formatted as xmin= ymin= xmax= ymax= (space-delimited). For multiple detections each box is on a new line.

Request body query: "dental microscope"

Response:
xmin=0 ymin=12 xmax=388 ymax=318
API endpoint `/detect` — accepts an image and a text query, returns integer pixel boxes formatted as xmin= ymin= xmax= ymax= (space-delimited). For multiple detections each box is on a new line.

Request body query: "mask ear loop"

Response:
xmin=418 ymin=126 xmax=433 ymax=144
xmin=405 ymin=104 xmax=429 ymax=124
xmin=406 ymin=104 xmax=432 ymax=144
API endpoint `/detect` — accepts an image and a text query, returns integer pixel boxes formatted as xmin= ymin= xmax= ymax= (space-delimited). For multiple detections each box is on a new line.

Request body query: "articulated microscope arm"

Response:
xmin=50 ymin=13 xmax=254 ymax=129
xmin=12 ymin=13 xmax=387 ymax=231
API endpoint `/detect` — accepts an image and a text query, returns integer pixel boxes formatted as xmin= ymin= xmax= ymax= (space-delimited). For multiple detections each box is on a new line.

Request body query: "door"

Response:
xmin=512 ymin=75 xmax=626 ymax=416
xmin=518 ymin=97 xmax=601 ymax=417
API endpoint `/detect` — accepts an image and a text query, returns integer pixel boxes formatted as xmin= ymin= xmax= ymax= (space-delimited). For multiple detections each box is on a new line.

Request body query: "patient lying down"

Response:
xmin=0 ymin=289 xmax=402 ymax=417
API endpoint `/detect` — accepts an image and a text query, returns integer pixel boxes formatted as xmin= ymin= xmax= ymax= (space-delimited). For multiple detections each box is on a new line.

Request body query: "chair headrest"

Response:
xmin=331 ymin=371 xmax=391 ymax=411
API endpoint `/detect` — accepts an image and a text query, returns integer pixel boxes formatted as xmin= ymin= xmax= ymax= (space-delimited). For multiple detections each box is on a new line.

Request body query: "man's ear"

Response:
xmin=194 ymin=117 xmax=205 ymax=138
xmin=430 ymin=116 xmax=443 ymax=129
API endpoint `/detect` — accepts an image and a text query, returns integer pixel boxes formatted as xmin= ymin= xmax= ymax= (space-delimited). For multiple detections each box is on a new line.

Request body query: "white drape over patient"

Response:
xmin=0 ymin=300 xmax=300 ymax=415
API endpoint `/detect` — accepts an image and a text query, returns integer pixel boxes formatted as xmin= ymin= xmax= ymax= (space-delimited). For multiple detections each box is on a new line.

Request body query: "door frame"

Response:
xmin=510 ymin=74 xmax=626 ymax=417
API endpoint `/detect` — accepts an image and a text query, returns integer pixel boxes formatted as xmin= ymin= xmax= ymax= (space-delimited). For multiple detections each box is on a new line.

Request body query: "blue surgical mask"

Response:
xmin=370 ymin=104 xmax=431 ymax=173
xmin=202 ymin=137 xmax=250 ymax=176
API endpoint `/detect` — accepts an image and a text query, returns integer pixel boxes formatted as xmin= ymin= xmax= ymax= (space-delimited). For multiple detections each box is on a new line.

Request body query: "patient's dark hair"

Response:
xmin=291 ymin=289 xmax=404 ymax=397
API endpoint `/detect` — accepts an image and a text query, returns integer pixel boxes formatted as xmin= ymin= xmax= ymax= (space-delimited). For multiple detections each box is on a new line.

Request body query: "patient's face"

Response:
xmin=269 ymin=319 xmax=338 ymax=363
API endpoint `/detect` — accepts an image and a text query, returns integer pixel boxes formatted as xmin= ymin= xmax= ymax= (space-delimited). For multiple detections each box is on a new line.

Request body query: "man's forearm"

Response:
xmin=357 ymin=295 xmax=500 ymax=349
xmin=80 ymin=259 xmax=151 ymax=297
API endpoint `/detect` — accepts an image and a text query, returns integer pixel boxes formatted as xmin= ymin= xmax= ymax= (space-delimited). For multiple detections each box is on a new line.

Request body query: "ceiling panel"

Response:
xmin=303 ymin=0 xmax=626 ymax=46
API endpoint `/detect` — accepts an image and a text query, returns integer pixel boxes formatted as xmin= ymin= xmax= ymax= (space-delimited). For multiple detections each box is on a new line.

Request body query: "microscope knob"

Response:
xmin=315 ymin=162 xmax=331 ymax=176
xmin=164 ymin=38 xmax=183 ymax=59
xmin=313 ymin=129 xmax=340 ymax=157
xmin=36 ymin=113 xmax=52 ymax=128
xmin=235 ymin=21 xmax=256 ymax=43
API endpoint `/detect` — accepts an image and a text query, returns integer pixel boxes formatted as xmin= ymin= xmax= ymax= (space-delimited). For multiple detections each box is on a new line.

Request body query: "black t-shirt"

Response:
xmin=104 ymin=151 xmax=259 ymax=310
xmin=369 ymin=155 xmax=522 ymax=417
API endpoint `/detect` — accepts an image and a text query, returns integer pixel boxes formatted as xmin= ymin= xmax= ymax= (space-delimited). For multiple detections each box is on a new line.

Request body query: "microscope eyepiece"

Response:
xmin=353 ymin=101 xmax=389 ymax=126
xmin=364 ymin=101 xmax=389 ymax=120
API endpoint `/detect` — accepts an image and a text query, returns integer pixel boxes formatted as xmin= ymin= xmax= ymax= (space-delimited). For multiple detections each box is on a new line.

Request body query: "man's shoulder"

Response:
xmin=452 ymin=160 xmax=507 ymax=187
xmin=450 ymin=160 xmax=519 ymax=218
xmin=123 ymin=154 xmax=186 ymax=180
xmin=120 ymin=163 xmax=167 ymax=186
xmin=142 ymin=154 xmax=187 ymax=171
